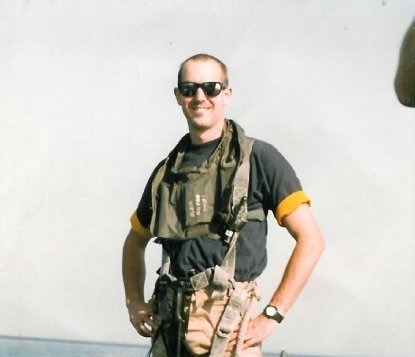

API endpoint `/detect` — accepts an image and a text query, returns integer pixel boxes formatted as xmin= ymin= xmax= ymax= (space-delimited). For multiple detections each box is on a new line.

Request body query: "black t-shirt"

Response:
xmin=134 ymin=138 xmax=307 ymax=281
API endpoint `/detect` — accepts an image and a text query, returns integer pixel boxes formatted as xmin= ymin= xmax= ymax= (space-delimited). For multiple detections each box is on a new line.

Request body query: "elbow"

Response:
xmin=307 ymin=232 xmax=325 ymax=259
xmin=317 ymin=236 xmax=326 ymax=257
xmin=309 ymin=233 xmax=325 ymax=259
xmin=295 ymin=231 xmax=325 ymax=259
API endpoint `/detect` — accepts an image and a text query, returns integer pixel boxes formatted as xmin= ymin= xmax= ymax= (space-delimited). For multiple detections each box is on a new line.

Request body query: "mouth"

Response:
xmin=192 ymin=106 xmax=211 ymax=112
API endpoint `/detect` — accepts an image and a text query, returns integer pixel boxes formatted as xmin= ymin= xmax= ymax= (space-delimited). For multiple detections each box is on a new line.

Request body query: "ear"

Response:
xmin=222 ymin=87 xmax=232 ymax=105
xmin=174 ymin=87 xmax=182 ymax=105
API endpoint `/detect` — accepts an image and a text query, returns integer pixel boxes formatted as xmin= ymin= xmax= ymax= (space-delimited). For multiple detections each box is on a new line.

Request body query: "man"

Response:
xmin=122 ymin=54 xmax=325 ymax=357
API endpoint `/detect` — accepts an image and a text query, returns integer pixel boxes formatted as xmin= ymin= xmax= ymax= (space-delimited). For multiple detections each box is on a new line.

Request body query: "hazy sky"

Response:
xmin=1 ymin=2 xmax=414 ymax=357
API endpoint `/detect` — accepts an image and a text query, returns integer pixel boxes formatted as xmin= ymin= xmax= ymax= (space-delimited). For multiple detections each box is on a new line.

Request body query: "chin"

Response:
xmin=188 ymin=116 xmax=211 ymax=129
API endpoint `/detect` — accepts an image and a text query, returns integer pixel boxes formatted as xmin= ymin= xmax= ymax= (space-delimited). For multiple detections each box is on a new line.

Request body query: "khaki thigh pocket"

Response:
xmin=184 ymin=290 xmax=234 ymax=356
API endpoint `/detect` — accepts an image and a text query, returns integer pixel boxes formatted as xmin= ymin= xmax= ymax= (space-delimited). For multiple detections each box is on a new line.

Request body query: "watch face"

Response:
xmin=264 ymin=305 xmax=284 ymax=323
xmin=265 ymin=306 xmax=277 ymax=317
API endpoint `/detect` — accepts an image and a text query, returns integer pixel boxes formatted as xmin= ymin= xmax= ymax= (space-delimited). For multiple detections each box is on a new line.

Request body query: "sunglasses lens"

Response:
xmin=178 ymin=83 xmax=197 ymax=97
xmin=202 ymin=82 xmax=222 ymax=97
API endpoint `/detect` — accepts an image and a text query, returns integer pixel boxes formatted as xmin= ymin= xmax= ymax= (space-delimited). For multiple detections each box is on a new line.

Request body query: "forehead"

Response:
xmin=181 ymin=59 xmax=224 ymax=82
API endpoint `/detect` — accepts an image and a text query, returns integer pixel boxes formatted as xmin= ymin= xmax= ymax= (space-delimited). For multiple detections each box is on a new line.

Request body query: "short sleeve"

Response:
xmin=130 ymin=160 xmax=165 ymax=231
xmin=250 ymin=140 xmax=310 ymax=226
xmin=130 ymin=213 xmax=152 ymax=237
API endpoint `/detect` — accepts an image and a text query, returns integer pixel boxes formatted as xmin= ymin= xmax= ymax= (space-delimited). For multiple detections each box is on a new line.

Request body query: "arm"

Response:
xmin=122 ymin=228 xmax=156 ymax=337
xmin=395 ymin=19 xmax=415 ymax=107
xmin=238 ymin=204 xmax=325 ymax=348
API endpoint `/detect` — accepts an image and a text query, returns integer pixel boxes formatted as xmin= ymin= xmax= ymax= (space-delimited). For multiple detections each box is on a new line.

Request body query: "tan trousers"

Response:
xmin=152 ymin=283 xmax=262 ymax=357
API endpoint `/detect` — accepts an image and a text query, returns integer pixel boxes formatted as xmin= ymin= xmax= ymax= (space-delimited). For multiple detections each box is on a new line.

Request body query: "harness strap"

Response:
xmin=189 ymin=266 xmax=235 ymax=294
xmin=189 ymin=267 xmax=212 ymax=290
xmin=232 ymin=137 xmax=253 ymax=212
xmin=221 ymin=231 xmax=239 ymax=280
xmin=160 ymin=246 xmax=172 ymax=276
xmin=211 ymin=265 xmax=235 ymax=299
xmin=235 ymin=287 xmax=258 ymax=356
xmin=209 ymin=281 xmax=258 ymax=357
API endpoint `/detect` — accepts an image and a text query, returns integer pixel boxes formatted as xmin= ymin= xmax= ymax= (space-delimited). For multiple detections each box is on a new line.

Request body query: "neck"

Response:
xmin=188 ymin=120 xmax=226 ymax=145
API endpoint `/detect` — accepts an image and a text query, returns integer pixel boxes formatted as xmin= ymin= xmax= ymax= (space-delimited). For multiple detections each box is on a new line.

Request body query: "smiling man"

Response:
xmin=122 ymin=54 xmax=325 ymax=357
xmin=174 ymin=59 xmax=231 ymax=143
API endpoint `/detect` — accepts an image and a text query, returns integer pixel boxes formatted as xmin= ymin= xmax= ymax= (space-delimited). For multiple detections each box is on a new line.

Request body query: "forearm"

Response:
xmin=269 ymin=233 xmax=324 ymax=315
xmin=122 ymin=230 xmax=150 ymax=308
xmin=122 ymin=229 xmax=158 ymax=337
xmin=238 ymin=207 xmax=324 ymax=349
xmin=270 ymin=204 xmax=325 ymax=315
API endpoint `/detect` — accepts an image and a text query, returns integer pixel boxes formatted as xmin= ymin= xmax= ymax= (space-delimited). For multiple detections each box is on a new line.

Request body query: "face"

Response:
xmin=174 ymin=59 xmax=232 ymax=137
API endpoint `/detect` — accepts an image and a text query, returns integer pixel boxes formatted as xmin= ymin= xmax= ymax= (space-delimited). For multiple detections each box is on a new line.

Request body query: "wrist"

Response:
xmin=267 ymin=299 xmax=289 ymax=316
xmin=263 ymin=304 xmax=285 ymax=323
xmin=125 ymin=296 xmax=145 ymax=309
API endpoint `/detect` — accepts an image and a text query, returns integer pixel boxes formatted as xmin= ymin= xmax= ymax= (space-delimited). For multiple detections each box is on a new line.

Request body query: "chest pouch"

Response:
xmin=150 ymin=120 xmax=255 ymax=240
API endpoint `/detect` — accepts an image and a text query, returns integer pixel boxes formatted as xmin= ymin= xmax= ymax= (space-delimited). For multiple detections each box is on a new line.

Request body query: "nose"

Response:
xmin=194 ymin=87 xmax=207 ymax=100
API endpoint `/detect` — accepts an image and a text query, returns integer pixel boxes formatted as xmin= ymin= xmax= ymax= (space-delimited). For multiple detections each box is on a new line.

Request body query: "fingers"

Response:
xmin=128 ymin=303 xmax=158 ymax=338
xmin=226 ymin=332 xmax=238 ymax=352
xmin=227 ymin=316 xmax=277 ymax=351
xmin=136 ymin=320 xmax=153 ymax=337
xmin=242 ymin=332 xmax=260 ymax=349
xmin=227 ymin=328 xmax=260 ymax=353
xmin=132 ymin=314 xmax=157 ymax=337
xmin=242 ymin=316 xmax=277 ymax=349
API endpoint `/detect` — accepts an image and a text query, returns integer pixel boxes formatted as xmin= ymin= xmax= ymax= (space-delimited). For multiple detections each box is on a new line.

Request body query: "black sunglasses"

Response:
xmin=177 ymin=82 xmax=226 ymax=97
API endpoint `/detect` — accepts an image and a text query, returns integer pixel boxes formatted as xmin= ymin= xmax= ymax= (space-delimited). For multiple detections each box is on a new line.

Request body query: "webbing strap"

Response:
xmin=188 ymin=232 xmax=238 ymax=293
xmin=149 ymin=162 xmax=167 ymax=237
xmin=235 ymin=286 xmax=258 ymax=356
xmin=221 ymin=232 xmax=238 ymax=280
xmin=208 ymin=284 xmax=255 ymax=357
xmin=211 ymin=266 xmax=234 ymax=299
xmin=189 ymin=265 xmax=235 ymax=295
xmin=219 ymin=136 xmax=254 ymax=280
xmin=232 ymin=137 xmax=254 ymax=211
xmin=190 ymin=268 xmax=213 ymax=291
xmin=189 ymin=268 xmax=213 ymax=290
xmin=160 ymin=246 xmax=172 ymax=277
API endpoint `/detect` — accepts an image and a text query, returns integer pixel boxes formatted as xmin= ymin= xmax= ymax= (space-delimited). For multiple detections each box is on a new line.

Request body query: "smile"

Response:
xmin=192 ymin=106 xmax=211 ymax=111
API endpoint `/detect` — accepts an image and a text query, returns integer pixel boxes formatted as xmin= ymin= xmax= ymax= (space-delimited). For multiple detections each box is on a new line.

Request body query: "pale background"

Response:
xmin=1 ymin=1 xmax=414 ymax=357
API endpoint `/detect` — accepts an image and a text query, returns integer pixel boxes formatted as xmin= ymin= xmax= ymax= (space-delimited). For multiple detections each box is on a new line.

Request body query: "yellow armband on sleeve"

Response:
xmin=130 ymin=213 xmax=153 ymax=238
xmin=275 ymin=191 xmax=310 ymax=226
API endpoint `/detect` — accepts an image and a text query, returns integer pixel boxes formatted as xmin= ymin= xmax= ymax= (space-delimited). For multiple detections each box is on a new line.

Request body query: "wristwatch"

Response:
xmin=263 ymin=305 xmax=284 ymax=323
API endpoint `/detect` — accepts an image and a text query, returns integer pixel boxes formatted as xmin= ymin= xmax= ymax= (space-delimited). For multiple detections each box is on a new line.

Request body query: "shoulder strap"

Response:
xmin=225 ymin=123 xmax=265 ymax=242
xmin=232 ymin=136 xmax=254 ymax=213
xmin=149 ymin=161 xmax=167 ymax=236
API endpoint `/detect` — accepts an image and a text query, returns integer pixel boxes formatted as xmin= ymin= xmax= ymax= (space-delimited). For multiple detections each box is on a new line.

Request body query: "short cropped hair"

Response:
xmin=177 ymin=54 xmax=229 ymax=86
